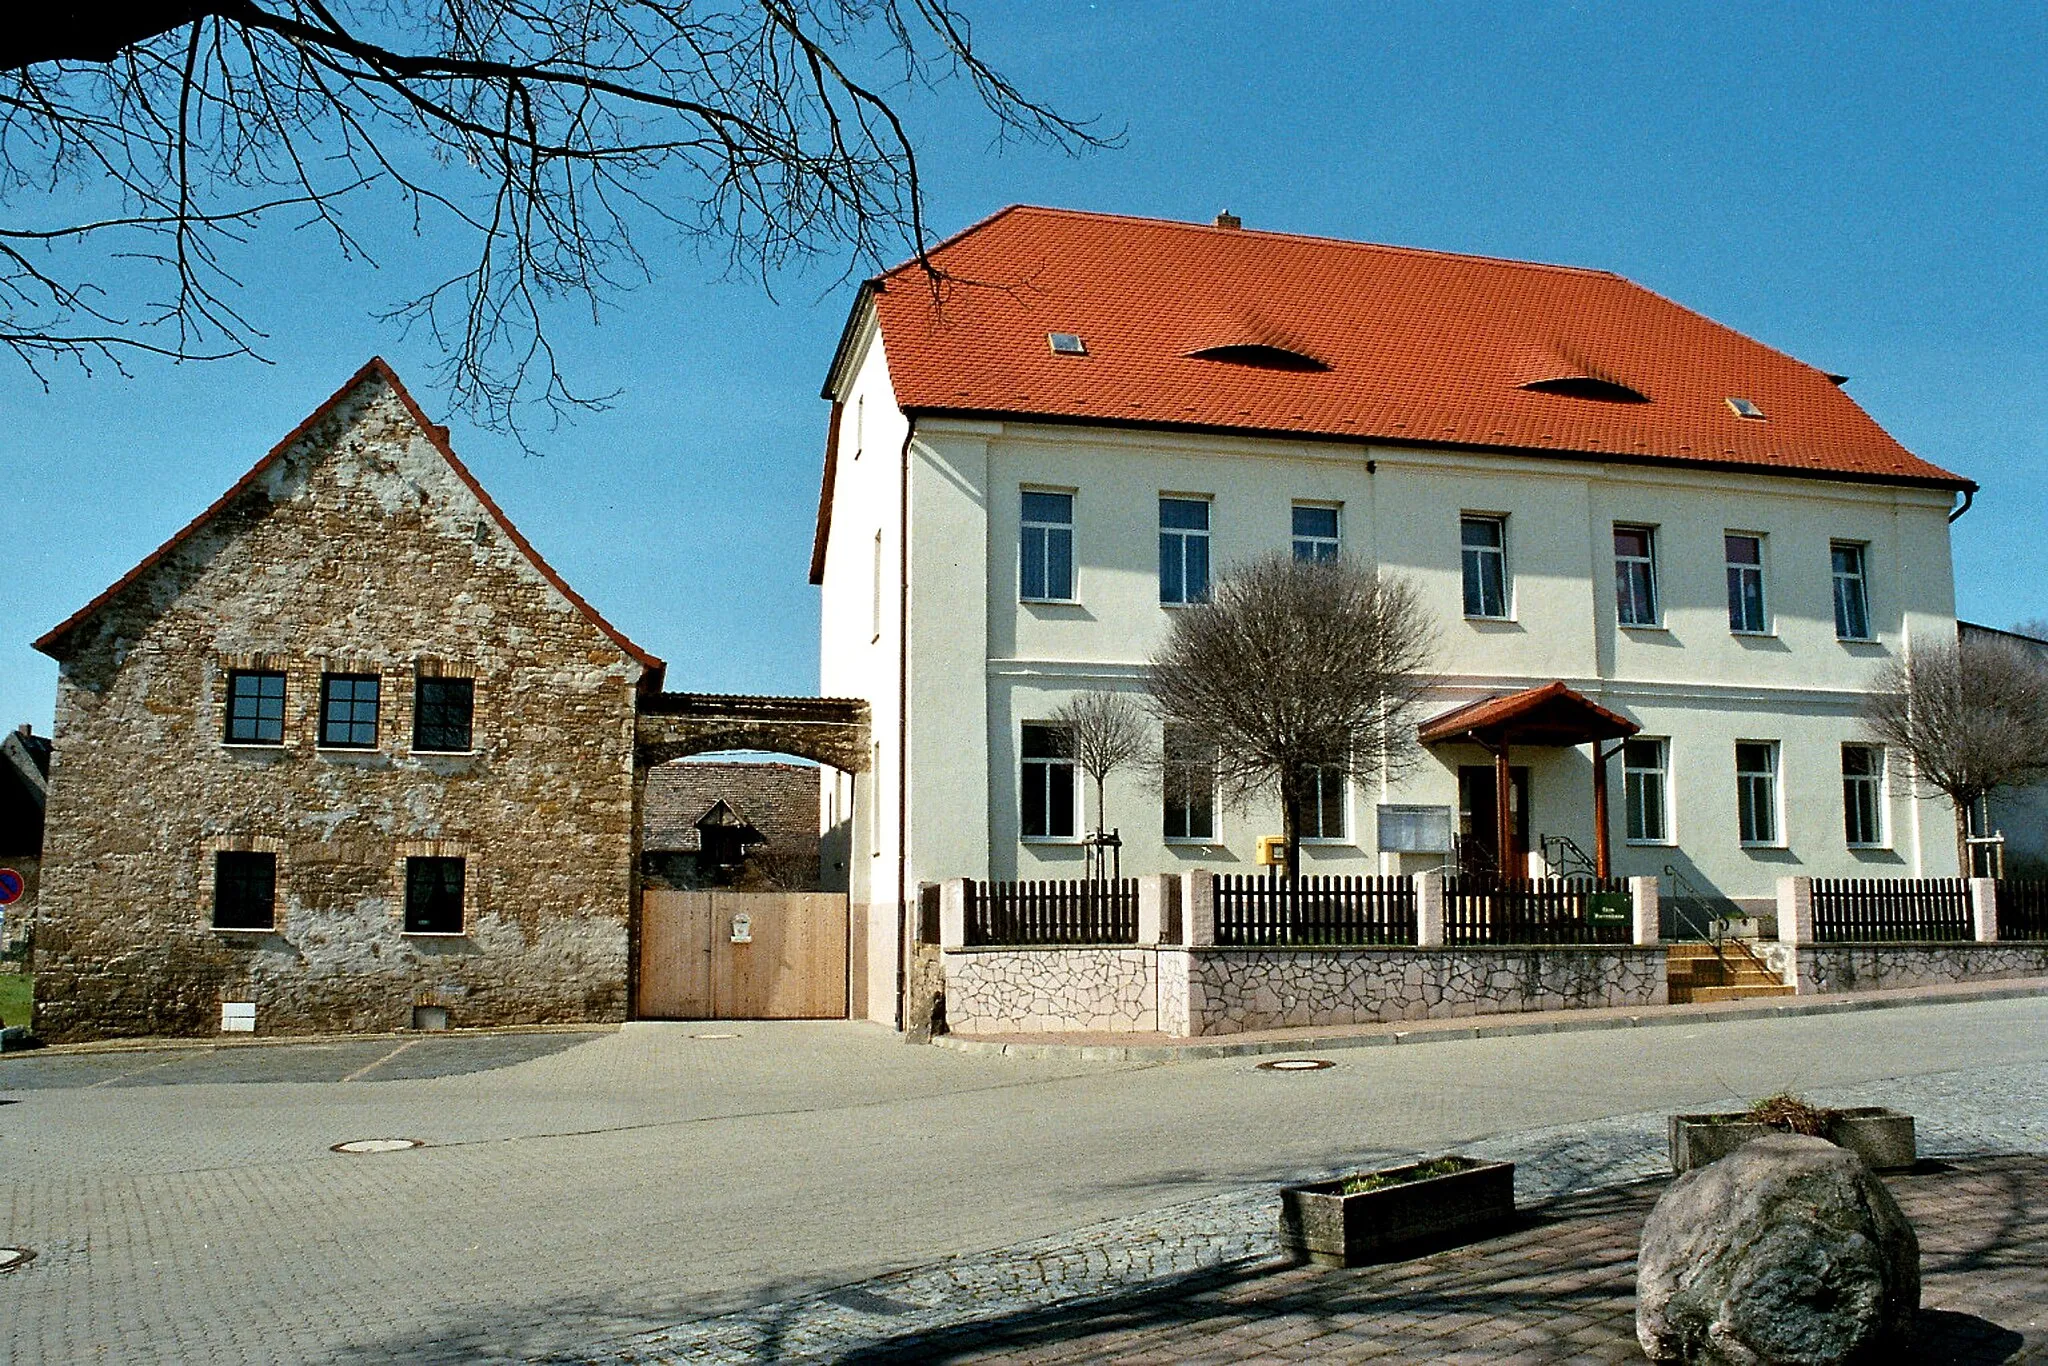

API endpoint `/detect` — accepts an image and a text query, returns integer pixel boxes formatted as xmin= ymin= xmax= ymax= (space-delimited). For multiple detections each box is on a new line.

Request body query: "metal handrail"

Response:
xmin=1538 ymin=832 xmax=1598 ymax=880
xmin=1663 ymin=864 xmax=1773 ymax=976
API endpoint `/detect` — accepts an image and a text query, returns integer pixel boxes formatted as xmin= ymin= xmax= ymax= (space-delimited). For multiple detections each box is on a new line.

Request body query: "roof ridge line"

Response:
xmin=882 ymin=204 xmax=1625 ymax=281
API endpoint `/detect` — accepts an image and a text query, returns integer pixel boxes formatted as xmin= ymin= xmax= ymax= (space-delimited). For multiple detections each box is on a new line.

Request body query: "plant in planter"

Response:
xmin=1669 ymin=1091 xmax=1916 ymax=1174
xmin=1280 ymin=1155 xmax=1516 ymax=1267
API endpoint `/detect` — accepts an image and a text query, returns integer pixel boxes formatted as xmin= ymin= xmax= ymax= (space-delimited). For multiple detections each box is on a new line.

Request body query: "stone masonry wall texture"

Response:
xmin=942 ymin=948 xmax=1157 ymax=1034
xmin=1792 ymin=942 xmax=2048 ymax=995
xmin=32 ymin=367 xmax=647 ymax=1042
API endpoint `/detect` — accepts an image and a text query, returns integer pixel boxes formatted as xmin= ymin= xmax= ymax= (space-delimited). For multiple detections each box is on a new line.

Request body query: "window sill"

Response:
xmin=1164 ymin=837 xmax=1219 ymax=847
xmin=402 ymin=930 xmax=468 ymax=939
xmin=1623 ymin=839 xmax=1675 ymax=848
xmin=1021 ymin=836 xmax=1083 ymax=846
xmin=213 ymin=925 xmax=277 ymax=935
xmin=1464 ymin=614 xmax=1518 ymax=625
xmin=1021 ymin=597 xmax=1081 ymax=607
xmin=1730 ymin=629 xmax=1777 ymax=639
xmin=1299 ymin=838 xmax=1355 ymax=848
xmin=1618 ymin=622 xmax=1669 ymax=633
xmin=1847 ymin=844 xmax=1893 ymax=853
xmin=1160 ymin=600 xmax=1209 ymax=610
xmin=1739 ymin=842 xmax=1787 ymax=851
xmin=1836 ymin=636 xmax=1880 ymax=646
xmin=222 ymin=742 xmax=287 ymax=751
xmin=315 ymin=745 xmax=382 ymax=754
xmin=409 ymin=749 xmax=479 ymax=758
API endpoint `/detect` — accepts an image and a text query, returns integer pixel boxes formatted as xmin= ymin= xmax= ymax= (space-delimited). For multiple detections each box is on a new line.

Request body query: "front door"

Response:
xmin=1458 ymin=765 xmax=1530 ymax=879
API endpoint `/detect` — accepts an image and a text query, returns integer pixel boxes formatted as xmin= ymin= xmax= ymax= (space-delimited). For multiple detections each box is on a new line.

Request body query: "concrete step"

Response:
xmin=1685 ymin=982 xmax=1798 ymax=1003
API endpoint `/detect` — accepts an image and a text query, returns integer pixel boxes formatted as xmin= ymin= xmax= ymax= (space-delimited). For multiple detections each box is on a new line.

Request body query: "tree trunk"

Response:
xmin=1955 ymin=797 xmax=1973 ymax=880
xmin=1281 ymin=767 xmax=1302 ymax=887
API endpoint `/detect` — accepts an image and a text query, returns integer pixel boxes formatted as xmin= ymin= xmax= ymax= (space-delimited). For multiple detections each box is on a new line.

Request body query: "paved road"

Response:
xmin=1 ymin=996 xmax=2045 ymax=1364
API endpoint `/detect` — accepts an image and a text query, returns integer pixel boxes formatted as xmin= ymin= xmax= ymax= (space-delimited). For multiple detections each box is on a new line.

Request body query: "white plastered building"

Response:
xmin=809 ymin=206 xmax=1974 ymax=1024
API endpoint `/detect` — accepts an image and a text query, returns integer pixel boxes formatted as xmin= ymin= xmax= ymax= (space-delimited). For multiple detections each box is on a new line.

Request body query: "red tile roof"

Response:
xmin=844 ymin=206 xmax=1968 ymax=491
xmin=1417 ymin=681 xmax=1638 ymax=747
xmin=35 ymin=358 xmax=666 ymax=688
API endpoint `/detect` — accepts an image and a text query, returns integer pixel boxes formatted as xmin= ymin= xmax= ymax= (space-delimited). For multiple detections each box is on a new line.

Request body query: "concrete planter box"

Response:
xmin=1280 ymin=1156 xmax=1516 ymax=1267
xmin=1669 ymin=1107 xmax=1916 ymax=1174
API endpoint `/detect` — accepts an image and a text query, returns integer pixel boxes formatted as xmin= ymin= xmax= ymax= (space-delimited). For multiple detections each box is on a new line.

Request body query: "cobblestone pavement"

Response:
xmin=589 ymin=1064 xmax=2048 ymax=1365
xmin=2 ymin=998 xmax=2045 ymax=1364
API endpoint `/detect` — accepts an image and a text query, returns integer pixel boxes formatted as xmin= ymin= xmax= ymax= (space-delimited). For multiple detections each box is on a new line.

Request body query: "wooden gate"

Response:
xmin=636 ymin=890 xmax=849 ymax=1019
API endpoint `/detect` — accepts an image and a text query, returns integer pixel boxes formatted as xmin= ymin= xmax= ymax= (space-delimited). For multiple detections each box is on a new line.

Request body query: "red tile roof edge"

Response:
xmin=892 ymin=404 xmax=1974 ymax=493
xmin=34 ymin=358 xmax=667 ymax=690
xmin=1417 ymin=680 xmax=1639 ymax=744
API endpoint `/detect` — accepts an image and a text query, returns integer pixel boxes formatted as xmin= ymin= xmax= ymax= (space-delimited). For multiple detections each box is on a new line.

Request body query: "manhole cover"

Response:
xmin=1256 ymin=1058 xmax=1334 ymax=1072
xmin=0 ymin=1247 xmax=33 ymax=1273
xmin=330 ymin=1138 xmax=426 ymax=1154
xmin=691 ymin=1032 xmax=741 ymax=1040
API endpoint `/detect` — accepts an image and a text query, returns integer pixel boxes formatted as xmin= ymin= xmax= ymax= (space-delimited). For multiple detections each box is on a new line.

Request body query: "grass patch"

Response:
xmin=0 ymin=973 xmax=29 ymax=1030
xmin=1340 ymin=1156 xmax=1470 ymax=1196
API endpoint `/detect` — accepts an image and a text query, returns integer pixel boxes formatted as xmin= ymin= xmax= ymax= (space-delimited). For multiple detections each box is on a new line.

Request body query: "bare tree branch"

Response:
xmin=2 ymin=1 xmax=1114 ymax=437
xmin=1861 ymin=634 xmax=2048 ymax=874
xmin=1048 ymin=689 xmax=1147 ymax=839
xmin=1146 ymin=554 xmax=1439 ymax=881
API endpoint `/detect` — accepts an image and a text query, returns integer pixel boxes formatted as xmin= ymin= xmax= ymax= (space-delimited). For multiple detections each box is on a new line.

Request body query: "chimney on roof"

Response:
xmin=1213 ymin=210 xmax=1242 ymax=230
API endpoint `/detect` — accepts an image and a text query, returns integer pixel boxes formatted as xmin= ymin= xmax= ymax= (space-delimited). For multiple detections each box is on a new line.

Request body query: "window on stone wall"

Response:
xmin=226 ymin=670 xmax=287 ymax=744
xmin=320 ymin=674 xmax=381 ymax=748
xmin=413 ymin=676 xmax=475 ymax=752
xmin=213 ymin=851 xmax=276 ymax=930
xmin=404 ymin=856 xmax=466 ymax=934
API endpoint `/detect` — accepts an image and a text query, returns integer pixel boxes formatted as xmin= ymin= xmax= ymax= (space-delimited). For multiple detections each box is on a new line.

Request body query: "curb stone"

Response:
xmin=935 ymin=978 xmax=2048 ymax=1062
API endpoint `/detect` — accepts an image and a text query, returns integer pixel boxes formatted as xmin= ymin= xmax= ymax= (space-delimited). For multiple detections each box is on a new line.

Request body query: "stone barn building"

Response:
xmin=641 ymin=761 xmax=824 ymax=891
xmin=31 ymin=358 xmax=665 ymax=1042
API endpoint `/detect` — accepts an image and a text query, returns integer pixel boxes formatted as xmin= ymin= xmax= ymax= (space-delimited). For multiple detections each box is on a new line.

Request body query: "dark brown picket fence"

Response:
xmin=1442 ymin=876 xmax=1630 ymax=946
xmin=1214 ymin=871 xmax=1416 ymax=946
xmin=966 ymin=878 xmax=1138 ymax=945
xmin=1811 ymin=878 xmax=1970 ymax=942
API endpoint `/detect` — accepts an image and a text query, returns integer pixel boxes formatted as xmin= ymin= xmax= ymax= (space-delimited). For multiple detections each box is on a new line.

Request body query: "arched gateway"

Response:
xmin=631 ymin=692 xmax=870 ymax=1021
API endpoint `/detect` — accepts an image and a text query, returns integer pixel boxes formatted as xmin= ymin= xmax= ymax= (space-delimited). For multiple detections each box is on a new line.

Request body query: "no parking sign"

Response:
xmin=0 ymin=869 xmax=22 ymax=906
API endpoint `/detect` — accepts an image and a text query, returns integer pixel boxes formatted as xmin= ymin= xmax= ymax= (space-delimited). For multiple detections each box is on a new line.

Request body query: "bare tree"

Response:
xmin=1862 ymin=633 xmax=2048 ymax=874
xmin=1146 ymin=554 xmax=1438 ymax=881
xmin=3 ymin=3 xmax=1108 ymax=434
xmin=1049 ymin=689 xmax=1146 ymax=841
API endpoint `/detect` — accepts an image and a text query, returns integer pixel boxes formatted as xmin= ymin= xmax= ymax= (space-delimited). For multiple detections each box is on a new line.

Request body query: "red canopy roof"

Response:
xmin=1418 ymin=682 xmax=1638 ymax=748
xmin=845 ymin=206 xmax=1968 ymax=491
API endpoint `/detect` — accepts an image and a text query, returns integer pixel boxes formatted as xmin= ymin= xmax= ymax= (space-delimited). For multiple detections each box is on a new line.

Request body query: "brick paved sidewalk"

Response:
xmin=852 ymin=1155 xmax=2044 ymax=1365
xmin=938 ymin=975 xmax=2048 ymax=1062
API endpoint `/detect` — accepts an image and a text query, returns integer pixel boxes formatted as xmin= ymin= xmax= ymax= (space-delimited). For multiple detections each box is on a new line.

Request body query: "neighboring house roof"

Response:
xmin=0 ymin=726 xmax=49 ymax=855
xmin=642 ymin=761 xmax=820 ymax=854
xmin=33 ymin=358 xmax=666 ymax=688
xmin=826 ymin=205 xmax=1969 ymax=491
xmin=1959 ymin=620 xmax=2048 ymax=657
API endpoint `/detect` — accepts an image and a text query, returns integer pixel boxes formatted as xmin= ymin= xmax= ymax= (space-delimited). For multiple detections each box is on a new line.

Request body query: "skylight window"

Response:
xmin=1048 ymin=333 xmax=1087 ymax=356
xmin=1727 ymin=397 xmax=1765 ymax=419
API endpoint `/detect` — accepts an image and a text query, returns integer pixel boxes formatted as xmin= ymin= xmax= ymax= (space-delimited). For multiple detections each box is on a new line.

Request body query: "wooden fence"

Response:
xmin=1443 ymin=877 xmax=1630 ymax=946
xmin=966 ymin=878 xmax=1138 ymax=945
xmin=1995 ymin=879 xmax=2048 ymax=942
xmin=1811 ymin=878 xmax=1971 ymax=943
xmin=1214 ymin=872 xmax=1417 ymax=946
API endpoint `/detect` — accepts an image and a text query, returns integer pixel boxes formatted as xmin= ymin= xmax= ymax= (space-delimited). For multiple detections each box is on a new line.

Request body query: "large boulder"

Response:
xmin=1636 ymin=1132 xmax=1919 ymax=1364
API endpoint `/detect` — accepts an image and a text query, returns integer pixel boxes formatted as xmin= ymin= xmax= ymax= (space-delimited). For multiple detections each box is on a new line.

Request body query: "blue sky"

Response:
xmin=5 ymin=1 xmax=2047 ymax=732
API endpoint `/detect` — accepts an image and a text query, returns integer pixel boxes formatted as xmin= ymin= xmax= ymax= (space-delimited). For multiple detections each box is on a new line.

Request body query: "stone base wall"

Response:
xmin=942 ymin=947 xmax=1157 ymax=1033
xmin=1168 ymin=946 xmax=1667 ymax=1036
xmin=940 ymin=945 xmax=1666 ymax=1038
xmin=1788 ymin=942 xmax=2048 ymax=995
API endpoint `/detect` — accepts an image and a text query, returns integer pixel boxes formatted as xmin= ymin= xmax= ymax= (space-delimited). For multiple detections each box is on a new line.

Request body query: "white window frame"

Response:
xmin=1298 ymin=764 xmax=1350 ymax=843
xmin=1623 ymin=738 xmax=1671 ymax=845
xmin=1019 ymin=488 xmax=1077 ymax=603
xmin=1020 ymin=723 xmax=1078 ymax=842
xmin=1736 ymin=740 xmax=1782 ymax=847
xmin=1461 ymin=514 xmax=1510 ymax=620
xmin=1162 ymin=726 xmax=1218 ymax=843
xmin=1614 ymin=524 xmax=1661 ymax=628
xmin=1291 ymin=502 xmax=1340 ymax=563
xmin=1842 ymin=743 xmax=1888 ymax=848
xmin=1159 ymin=496 xmax=1213 ymax=606
xmin=1832 ymin=541 xmax=1873 ymax=641
xmin=1724 ymin=531 xmax=1769 ymax=635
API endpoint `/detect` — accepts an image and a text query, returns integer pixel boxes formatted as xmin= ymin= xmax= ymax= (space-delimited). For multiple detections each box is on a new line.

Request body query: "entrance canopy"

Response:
xmin=1418 ymin=681 xmax=1638 ymax=749
xmin=1417 ymin=682 xmax=1639 ymax=880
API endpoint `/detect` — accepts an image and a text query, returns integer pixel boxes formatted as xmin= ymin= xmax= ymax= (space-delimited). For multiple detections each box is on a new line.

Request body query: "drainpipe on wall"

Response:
xmin=895 ymin=418 xmax=917 ymax=1032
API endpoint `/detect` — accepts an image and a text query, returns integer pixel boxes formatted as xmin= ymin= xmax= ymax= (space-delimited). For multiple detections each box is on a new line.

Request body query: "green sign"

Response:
xmin=1588 ymin=892 xmax=1630 ymax=926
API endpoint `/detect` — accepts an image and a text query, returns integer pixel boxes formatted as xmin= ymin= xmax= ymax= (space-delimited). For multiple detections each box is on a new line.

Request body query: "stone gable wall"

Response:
xmin=33 ymin=376 xmax=643 ymax=1041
